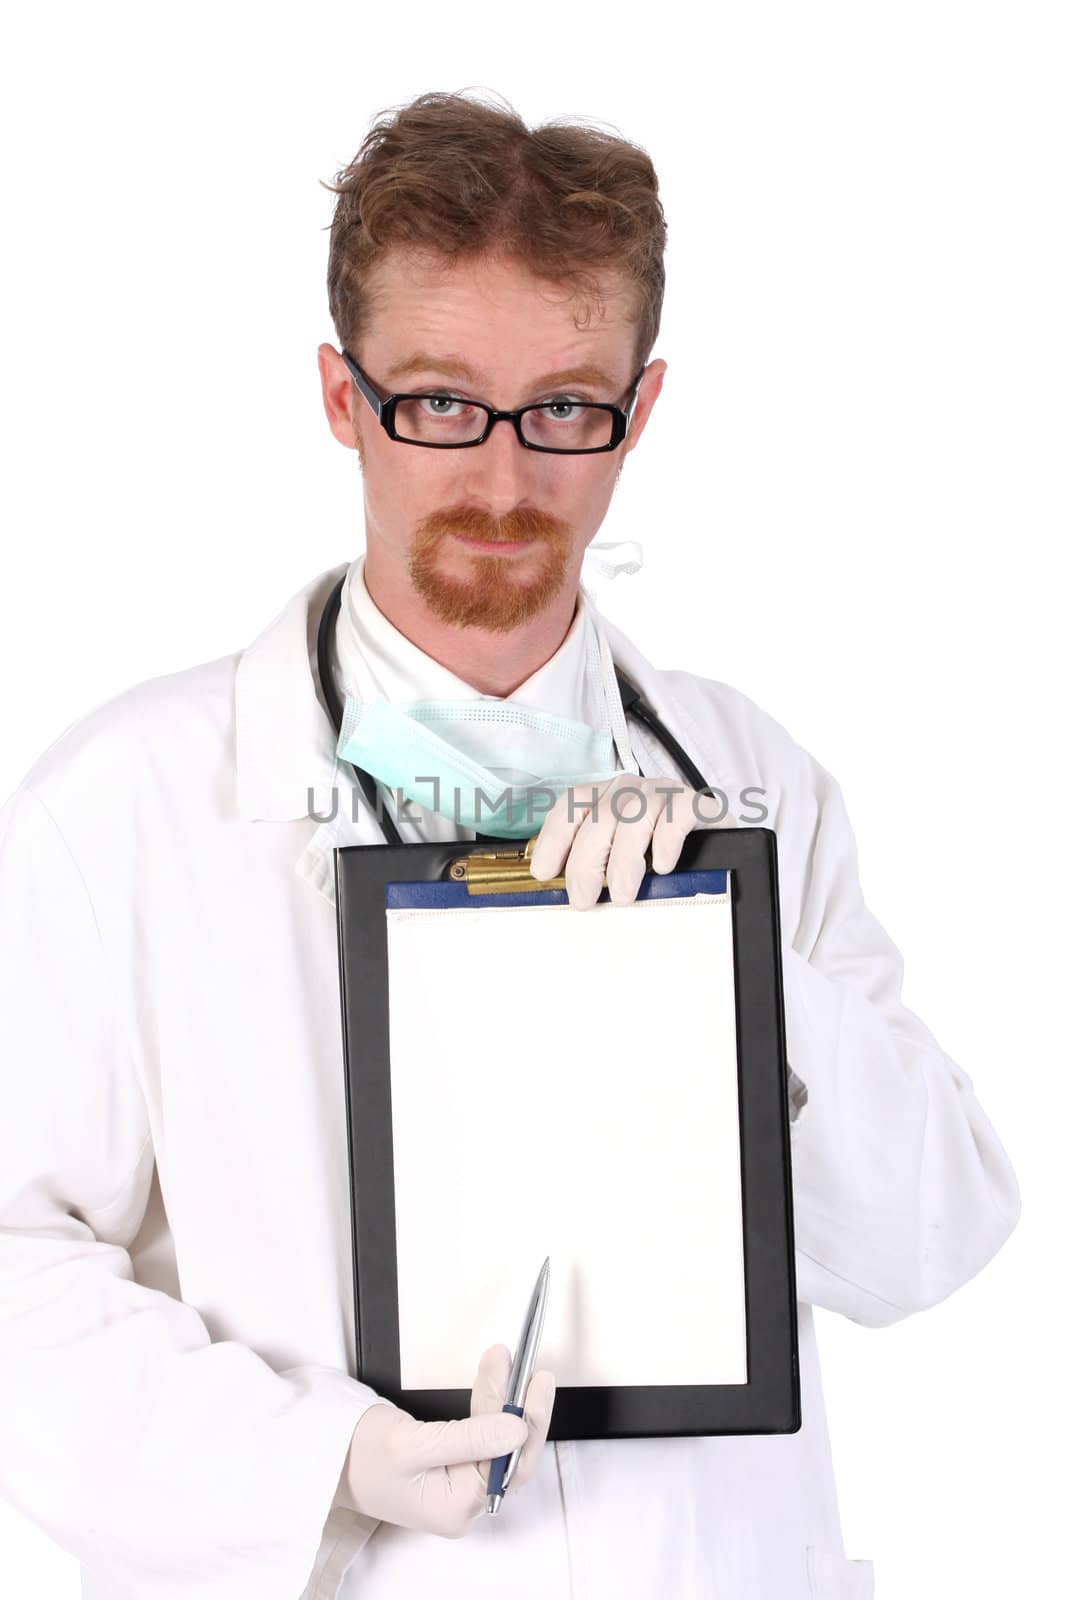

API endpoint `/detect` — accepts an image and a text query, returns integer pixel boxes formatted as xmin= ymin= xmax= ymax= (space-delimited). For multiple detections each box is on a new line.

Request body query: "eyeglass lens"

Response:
xmin=393 ymin=395 xmax=614 ymax=450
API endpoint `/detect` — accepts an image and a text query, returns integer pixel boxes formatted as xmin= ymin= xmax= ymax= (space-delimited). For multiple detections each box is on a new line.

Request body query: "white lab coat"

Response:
xmin=0 ymin=561 xmax=1021 ymax=1600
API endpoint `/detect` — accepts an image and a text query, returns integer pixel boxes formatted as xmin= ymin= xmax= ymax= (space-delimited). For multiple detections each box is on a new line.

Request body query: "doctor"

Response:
xmin=0 ymin=91 xmax=1021 ymax=1600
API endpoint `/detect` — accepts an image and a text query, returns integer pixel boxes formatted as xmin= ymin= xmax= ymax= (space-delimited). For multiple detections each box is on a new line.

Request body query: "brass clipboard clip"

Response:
xmin=449 ymin=836 xmax=561 ymax=895
xmin=448 ymin=835 xmax=652 ymax=896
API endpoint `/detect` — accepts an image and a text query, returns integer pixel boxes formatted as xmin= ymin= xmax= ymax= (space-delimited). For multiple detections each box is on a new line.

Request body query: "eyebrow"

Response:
xmin=381 ymin=352 xmax=624 ymax=396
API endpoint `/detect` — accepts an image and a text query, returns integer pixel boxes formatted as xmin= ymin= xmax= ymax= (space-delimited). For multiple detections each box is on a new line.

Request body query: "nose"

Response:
xmin=464 ymin=413 xmax=541 ymax=516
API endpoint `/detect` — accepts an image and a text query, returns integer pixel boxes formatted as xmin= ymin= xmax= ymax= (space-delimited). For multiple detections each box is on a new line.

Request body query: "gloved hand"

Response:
xmin=529 ymin=774 xmax=738 ymax=910
xmin=333 ymin=1344 xmax=556 ymax=1538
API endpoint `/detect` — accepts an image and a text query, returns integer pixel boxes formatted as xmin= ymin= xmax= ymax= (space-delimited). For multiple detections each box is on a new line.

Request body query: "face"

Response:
xmin=317 ymin=248 xmax=666 ymax=635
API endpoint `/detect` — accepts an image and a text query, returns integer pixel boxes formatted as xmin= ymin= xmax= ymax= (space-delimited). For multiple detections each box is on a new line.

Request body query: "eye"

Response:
xmin=416 ymin=393 xmax=467 ymax=417
xmin=539 ymin=395 xmax=589 ymax=420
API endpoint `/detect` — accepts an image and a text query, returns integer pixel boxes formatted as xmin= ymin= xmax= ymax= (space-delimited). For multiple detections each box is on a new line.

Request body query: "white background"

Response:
xmin=1 ymin=3 xmax=1062 ymax=1594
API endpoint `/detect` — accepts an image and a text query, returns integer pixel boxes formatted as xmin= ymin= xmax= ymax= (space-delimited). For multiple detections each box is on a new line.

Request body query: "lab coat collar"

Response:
xmin=234 ymin=562 xmax=349 ymax=822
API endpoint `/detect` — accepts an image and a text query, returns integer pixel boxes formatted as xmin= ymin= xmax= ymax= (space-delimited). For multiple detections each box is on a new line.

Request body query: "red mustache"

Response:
xmin=420 ymin=506 xmax=569 ymax=544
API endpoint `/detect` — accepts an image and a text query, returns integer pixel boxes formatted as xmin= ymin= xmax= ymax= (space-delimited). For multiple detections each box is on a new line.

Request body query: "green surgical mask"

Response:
xmin=336 ymin=694 xmax=624 ymax=838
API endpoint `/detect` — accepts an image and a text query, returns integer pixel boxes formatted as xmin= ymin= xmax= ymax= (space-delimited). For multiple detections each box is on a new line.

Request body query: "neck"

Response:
xmin=361 ymin=551 xmax=584 ymax=697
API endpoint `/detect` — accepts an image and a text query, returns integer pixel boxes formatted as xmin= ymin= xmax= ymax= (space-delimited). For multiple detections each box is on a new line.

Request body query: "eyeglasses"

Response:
xmin=341 ymin=350 xmax=647 ymax=455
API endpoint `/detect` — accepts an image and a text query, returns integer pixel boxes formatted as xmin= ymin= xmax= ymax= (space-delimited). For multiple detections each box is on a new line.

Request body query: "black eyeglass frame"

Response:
xmin=340 ymin=349 xmax=648 ymax=455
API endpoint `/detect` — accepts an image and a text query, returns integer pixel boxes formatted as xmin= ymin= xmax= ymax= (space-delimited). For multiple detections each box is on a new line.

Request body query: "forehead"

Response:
xmin=360 ymin=247 xmax=639 ymax=390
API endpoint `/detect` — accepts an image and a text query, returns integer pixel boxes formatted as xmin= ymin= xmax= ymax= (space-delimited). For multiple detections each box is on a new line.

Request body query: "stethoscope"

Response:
xmin=316 ymin=571 xmax=711 ymax=847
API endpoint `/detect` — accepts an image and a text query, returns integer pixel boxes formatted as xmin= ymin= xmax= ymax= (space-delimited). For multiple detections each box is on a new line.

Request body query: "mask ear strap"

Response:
xmin=580 ymin=539 xmax=644 ymax=610
xmin=593 ymin=615 xmax=641 ymax=777
xmin=582 ymin=538 xmax=644 ymax=579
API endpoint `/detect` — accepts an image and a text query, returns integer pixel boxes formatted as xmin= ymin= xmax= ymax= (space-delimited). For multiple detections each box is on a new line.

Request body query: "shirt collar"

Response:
xmin=332 ymin=552 xmax=605 ymax=725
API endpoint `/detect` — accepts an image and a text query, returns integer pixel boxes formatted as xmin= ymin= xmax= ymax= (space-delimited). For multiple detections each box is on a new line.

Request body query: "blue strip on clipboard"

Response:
xmin=384 ymin=867 xmax=729 ymax=910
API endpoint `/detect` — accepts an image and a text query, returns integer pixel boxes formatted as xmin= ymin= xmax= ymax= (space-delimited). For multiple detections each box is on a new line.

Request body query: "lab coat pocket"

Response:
xmin=806 ymin=1545 xmax=876 ymax=1598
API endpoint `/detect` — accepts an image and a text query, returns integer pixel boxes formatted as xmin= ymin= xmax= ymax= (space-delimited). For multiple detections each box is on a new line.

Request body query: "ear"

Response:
xmin=317 ymin=344 xmax=362 ymax=453
xmin=619 ymin=359 xmax=667 ymax=458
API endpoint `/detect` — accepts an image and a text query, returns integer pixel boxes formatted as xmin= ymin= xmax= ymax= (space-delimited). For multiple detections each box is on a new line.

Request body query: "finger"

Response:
xmin=528 ymin=786 xmax=601 ymax=881
xmin=642 ymin=782 xmax=689 ymax=871
xmin=414 ymin=1459 xmax=488 ymax=1538
xmin=650 ymin=799 xmax=698 ymax=874
xmin=471 ymin=1344 xmax=516 ymax=1490
xmin=603 ymin=784 xmax=672 ymax=905
xmin=502 ymin=1369 xmax=557 ymax=1492
xmin=469 ymin=1348 xmax=555 ymax=1492
xmin=474 ymin=1365 xmax=557 ymax=1493
xmin=556 ymin=778 xmax=630 ymax=908
xmin=470 ymin=1343 xmax=511 ymax=1417
xmin=410 ymin=1411 xmax=528 ymax=1473
xmin=568 ymin=778 xmax=663 ymax=908
xmin=651 ymin=792 xmax=738 ymax=873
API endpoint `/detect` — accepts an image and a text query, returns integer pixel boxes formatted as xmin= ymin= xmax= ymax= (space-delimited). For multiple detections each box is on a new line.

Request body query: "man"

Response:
xmin=0 ymin=90 xmax=1020 ymax=1600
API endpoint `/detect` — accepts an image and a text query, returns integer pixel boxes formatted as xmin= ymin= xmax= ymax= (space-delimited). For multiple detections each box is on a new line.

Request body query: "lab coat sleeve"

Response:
xmin=0 ymin=785 xmax=381 ymax=1599
xmin=780 ymin=759 xmax=1021 ymax=1329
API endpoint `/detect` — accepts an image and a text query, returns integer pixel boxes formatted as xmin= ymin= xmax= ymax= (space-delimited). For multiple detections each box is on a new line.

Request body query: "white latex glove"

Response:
xmin=529 ymin=774 xmax=738 ymax=910
xmin=334 ymin=1344 xmax=556 ymax=1539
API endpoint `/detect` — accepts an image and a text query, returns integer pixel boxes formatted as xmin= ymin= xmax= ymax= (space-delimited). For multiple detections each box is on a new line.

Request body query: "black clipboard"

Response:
xmin=333 ymin=826 xmax=800 ymax=1438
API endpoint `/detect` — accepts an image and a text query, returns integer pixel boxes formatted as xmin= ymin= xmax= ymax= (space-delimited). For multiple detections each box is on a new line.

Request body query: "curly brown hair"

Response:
xmin=321 ymin=87 xmax=667 ymax=377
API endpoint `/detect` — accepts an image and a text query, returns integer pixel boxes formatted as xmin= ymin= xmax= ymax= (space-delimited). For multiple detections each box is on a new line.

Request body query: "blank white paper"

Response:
xmin=384 ymin=880 xmax=747 ymax=1390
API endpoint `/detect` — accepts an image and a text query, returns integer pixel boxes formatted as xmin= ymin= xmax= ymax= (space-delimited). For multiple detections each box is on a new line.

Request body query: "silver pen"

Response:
xmin=485 ymin=1256 xmax=551 ymax=1514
